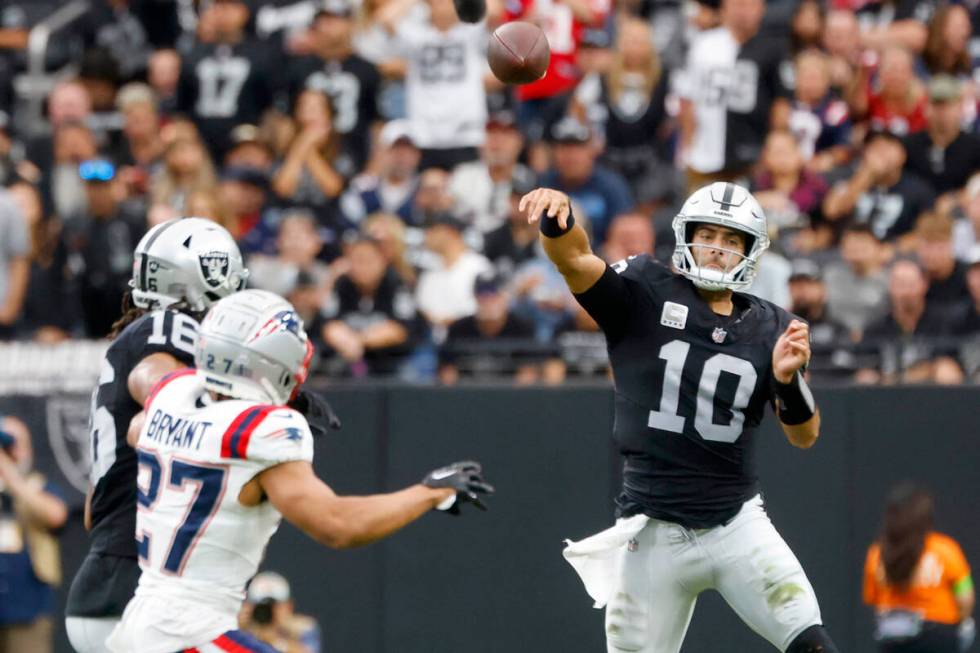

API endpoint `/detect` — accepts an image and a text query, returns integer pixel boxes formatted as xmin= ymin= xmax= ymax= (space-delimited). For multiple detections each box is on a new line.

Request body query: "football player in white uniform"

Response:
xmin=66 ymin=218 xmax=249 ymax=653
xmin=106 ymin=290 xmax=493 ymax=653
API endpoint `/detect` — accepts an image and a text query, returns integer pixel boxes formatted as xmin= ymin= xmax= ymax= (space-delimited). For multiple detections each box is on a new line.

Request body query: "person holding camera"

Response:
xmin=240 ymin=572 xmax=320 ymax=653
xmin=0 ymin=415 xmax=69 ymax=653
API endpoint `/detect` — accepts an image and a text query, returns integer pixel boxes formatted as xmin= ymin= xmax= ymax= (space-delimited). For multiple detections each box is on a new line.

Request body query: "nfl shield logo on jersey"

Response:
xmin=199 ymin=251 xmax=229 ymax=288
xmin=712 ymin=327 xmax=727 ymax=343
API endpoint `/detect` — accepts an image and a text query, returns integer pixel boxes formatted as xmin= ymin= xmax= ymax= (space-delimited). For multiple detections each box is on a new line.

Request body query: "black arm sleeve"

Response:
xmin=572 ymin=265 xmax=633 ymax=342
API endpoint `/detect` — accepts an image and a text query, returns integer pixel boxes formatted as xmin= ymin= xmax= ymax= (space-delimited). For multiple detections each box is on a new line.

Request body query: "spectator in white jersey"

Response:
xmin=679 ymin=0 xmax=791 ymax=193
xmin=416 ymin=212 xmax=492 ymax=328
xmin=449 ymin=110 xmax=526 ymax=234
xmin=381 ymin=0 xmax=489 ymax=171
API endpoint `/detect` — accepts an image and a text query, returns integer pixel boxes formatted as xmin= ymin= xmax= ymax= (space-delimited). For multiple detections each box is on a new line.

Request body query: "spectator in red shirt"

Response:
xmin=850 ymin=45 xmax=927 ymax=136
xmin=496 ymin=0 xmax=610 ymax=144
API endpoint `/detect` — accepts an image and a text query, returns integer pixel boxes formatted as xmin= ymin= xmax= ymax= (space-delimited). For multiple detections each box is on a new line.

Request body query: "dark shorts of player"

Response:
xmin=178 ymin=629 xmax=283 ymax=652
xmin=877 ymin=621 xmax=960 ymax=653
xmin=65 ymin=553 xmax=141 ymax=618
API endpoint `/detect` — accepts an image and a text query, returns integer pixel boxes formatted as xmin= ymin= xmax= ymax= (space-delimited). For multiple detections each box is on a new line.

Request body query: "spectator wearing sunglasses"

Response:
xmin=61 ymin=159 xmax=147 ymax=338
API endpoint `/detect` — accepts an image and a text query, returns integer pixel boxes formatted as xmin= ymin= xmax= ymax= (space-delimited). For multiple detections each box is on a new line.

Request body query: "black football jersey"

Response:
xmin=177 ymin=40 xmax=279 ymax=158
xmin=575 ymin=255 xmax=796 ymax=528
xmin=87 ymin=310 xmax=198 ymax=557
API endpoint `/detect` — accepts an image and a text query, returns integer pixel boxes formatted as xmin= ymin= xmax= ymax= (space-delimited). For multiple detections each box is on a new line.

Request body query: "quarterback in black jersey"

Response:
xmin=64 ymin=219 xmax=249 ymax=653
xmin=525 ymin=183 xmax=840 ymax=653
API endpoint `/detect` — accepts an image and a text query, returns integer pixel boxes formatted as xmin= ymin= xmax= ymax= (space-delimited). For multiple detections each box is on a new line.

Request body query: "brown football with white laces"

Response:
xmin=487 ymin=21 xmax=550 ymax=85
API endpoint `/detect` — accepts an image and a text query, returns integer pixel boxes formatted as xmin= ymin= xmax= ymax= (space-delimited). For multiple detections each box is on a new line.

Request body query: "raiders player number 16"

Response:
xmin=522 ymin=183 xmax=841 ymax=653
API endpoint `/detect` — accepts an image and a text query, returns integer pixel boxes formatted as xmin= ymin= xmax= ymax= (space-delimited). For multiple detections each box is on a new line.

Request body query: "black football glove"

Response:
xmin=453 ymin=0 xmax=486 ymax=22
xmin=422 ymin=460 xmax=494 ymax=515
xmin=289 ymin=388 xmax=342 ymax=439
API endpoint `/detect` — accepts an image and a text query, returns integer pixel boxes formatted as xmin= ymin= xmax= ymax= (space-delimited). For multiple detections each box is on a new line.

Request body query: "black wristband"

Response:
xmin=773 ymin=371 xmax=816 ymax=425
xmin=539 ymin=208 xmax=575 ymax=238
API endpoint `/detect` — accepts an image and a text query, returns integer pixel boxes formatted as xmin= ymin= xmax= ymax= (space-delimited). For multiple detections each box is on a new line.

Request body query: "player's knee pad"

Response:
xmin=605 ymin=591 xmax=648 ymax=652
xmin=786 ymin=625 xmax=840 ymax=653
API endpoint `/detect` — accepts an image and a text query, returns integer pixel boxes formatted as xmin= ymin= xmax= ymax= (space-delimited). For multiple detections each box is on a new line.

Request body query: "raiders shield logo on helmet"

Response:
xmin=199 ymin=251 xmax=230 ymax=288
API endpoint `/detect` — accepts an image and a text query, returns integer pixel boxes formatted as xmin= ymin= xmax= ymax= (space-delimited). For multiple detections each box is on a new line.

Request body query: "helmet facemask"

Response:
xmin=671 ymin=183 xmax=771 ymax=292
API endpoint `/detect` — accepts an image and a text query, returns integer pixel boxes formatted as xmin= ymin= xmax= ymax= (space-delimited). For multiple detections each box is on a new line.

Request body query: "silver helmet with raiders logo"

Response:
xmin=129 ymin=218 xmax=249 ymax=313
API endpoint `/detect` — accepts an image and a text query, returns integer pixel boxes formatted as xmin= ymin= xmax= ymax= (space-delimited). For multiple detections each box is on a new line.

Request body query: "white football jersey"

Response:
xmin=107 ymin=369 xmax=314 ymax=653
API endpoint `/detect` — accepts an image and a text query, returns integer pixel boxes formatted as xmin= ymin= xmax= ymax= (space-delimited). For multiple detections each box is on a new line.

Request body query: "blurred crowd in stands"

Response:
xmin=0 ymin=0 xmax=978 ymax=384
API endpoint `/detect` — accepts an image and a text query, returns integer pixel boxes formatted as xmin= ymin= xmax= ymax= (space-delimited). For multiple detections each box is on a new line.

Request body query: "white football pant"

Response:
xmin=566 ymin=495 xmax=822 ymax=653
xmin=65 ymin=616 xmax=119 ymax=653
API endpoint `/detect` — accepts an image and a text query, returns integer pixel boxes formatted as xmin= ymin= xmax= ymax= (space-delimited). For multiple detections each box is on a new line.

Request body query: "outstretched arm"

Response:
xmin=259 ymin=460 xmax=492 ymax=549
xmin=520 ymin=188 xmax=606 ymax=293
xmin=260 ymin=461 xmax=451 ymax=549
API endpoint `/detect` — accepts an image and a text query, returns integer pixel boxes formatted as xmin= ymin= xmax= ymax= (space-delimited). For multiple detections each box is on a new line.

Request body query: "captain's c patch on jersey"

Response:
xmin=660 ymin=302 xmax=689 ymax=330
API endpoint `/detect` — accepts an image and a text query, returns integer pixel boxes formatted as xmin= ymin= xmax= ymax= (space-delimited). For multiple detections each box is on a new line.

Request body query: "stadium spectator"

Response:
xmin=539 ymin=117 xmax=634 ymax=247
xmin=248 ymin=210 xmax=330 ymax=297
xmin=341 ymin=119 xmax=420 ymax=226
xmin=864 ymin=483 xmax=975 ymax=653
xmin=788 ymin=49 xmax=852 ymax=173
xmin=496 ymin=0 xmax=611 ymax=148
xmin=952 ymin=250 xmax=980 ymax=381
xmin=415 ymin=212 xmax=492 ymax=328
xmin=439 ymin=273 xmax=541 ymax=385
xmin=450 ymin=110 xmax=526 ymax=233
xmin=0 ymin=186 xmax=27 ymax=340
xmin=222 ymin=166 xmax=284 ymax=255
xmin=482 ymin=167 xmax=540 ymax=277
xmin=80 ymin=0 xmax=153 ymax=83
xmin=922 ymin=4 xmax=974 ymax=78
xmin=573 ymin=18 xmax=675 ymax=211
xmin=62 ymin=160 xmax=146 ymax=338
xmin=790 ymin=0 xmax=825 ymax=53
xmin=77 ymin=48 xmax=124 ymax=149
xmin=601 ymin=211 xmax=655 ymax=264
xmin=786 ymin=259 xmax=854 ymax=380
xmin=822 ymin=9 xmax=862 ymax=95
xmin=409 ymin=167 xmax=456 ymax=227
xmin=824 ymin=225 xmax=890 ymax=338
xmin=147 ymin=49 xmax=180 ymax=116
xmin=112 ymin=83 xmax=163 ymax=200
xmin=823 ymin=130 xmax=935 ymax=244
xmin=290 ymin=0 xmax=382 ymax=173
xmin=854 ymin=259 xmax=963 ymax=384
xmin=271 ymin=89 xmax=348 ymax=217
xmin=952 ymin=175 xmax=980 ymax=262
xmin=548 ymin=302 xmax=608 ymax=383
xmin=0 ymin=415 xmax=69 ymax=653
xmin=7 ymin=181 xmax=75 ymax=342
xmin=223 ymin=124 xmax=276 ymax=173
xmin=902 ymin=76 xmax=980 ymax=197
xmin=46 ymin=122 xmax=98 ymax=222
xmin=241 ymin=571 xmax=320 ymax=653
xmin=321 ymin=236 xmax=420 ymax=376
xmin=849 ymin=45 xmax=927 ymax=136
xmin=751 ymin=129 xmax=829 ymax=250
xmin=26 ymin=81 xmax=93 ymax=178
xmin=177 ymin=0 xmax=278 ymax=160
xmin=362 ymin=212 xmax=417 ymax=286
xmin=855 ymin=0 xmax=934 ymax=53
xmin=914 ymin=212 xmax=971 ymax=318
xmin=150 ymin=135 xmax=218 ymax=213
xmin=380 ymin=0 xmax=488 ymax=171
xmin=679 ymin=0 xmax=790 ymax=191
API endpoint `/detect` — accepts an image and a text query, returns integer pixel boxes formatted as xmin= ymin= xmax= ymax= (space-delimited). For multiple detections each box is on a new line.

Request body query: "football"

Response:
xmin=487 ymin=21 xmax=550 ymax=85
